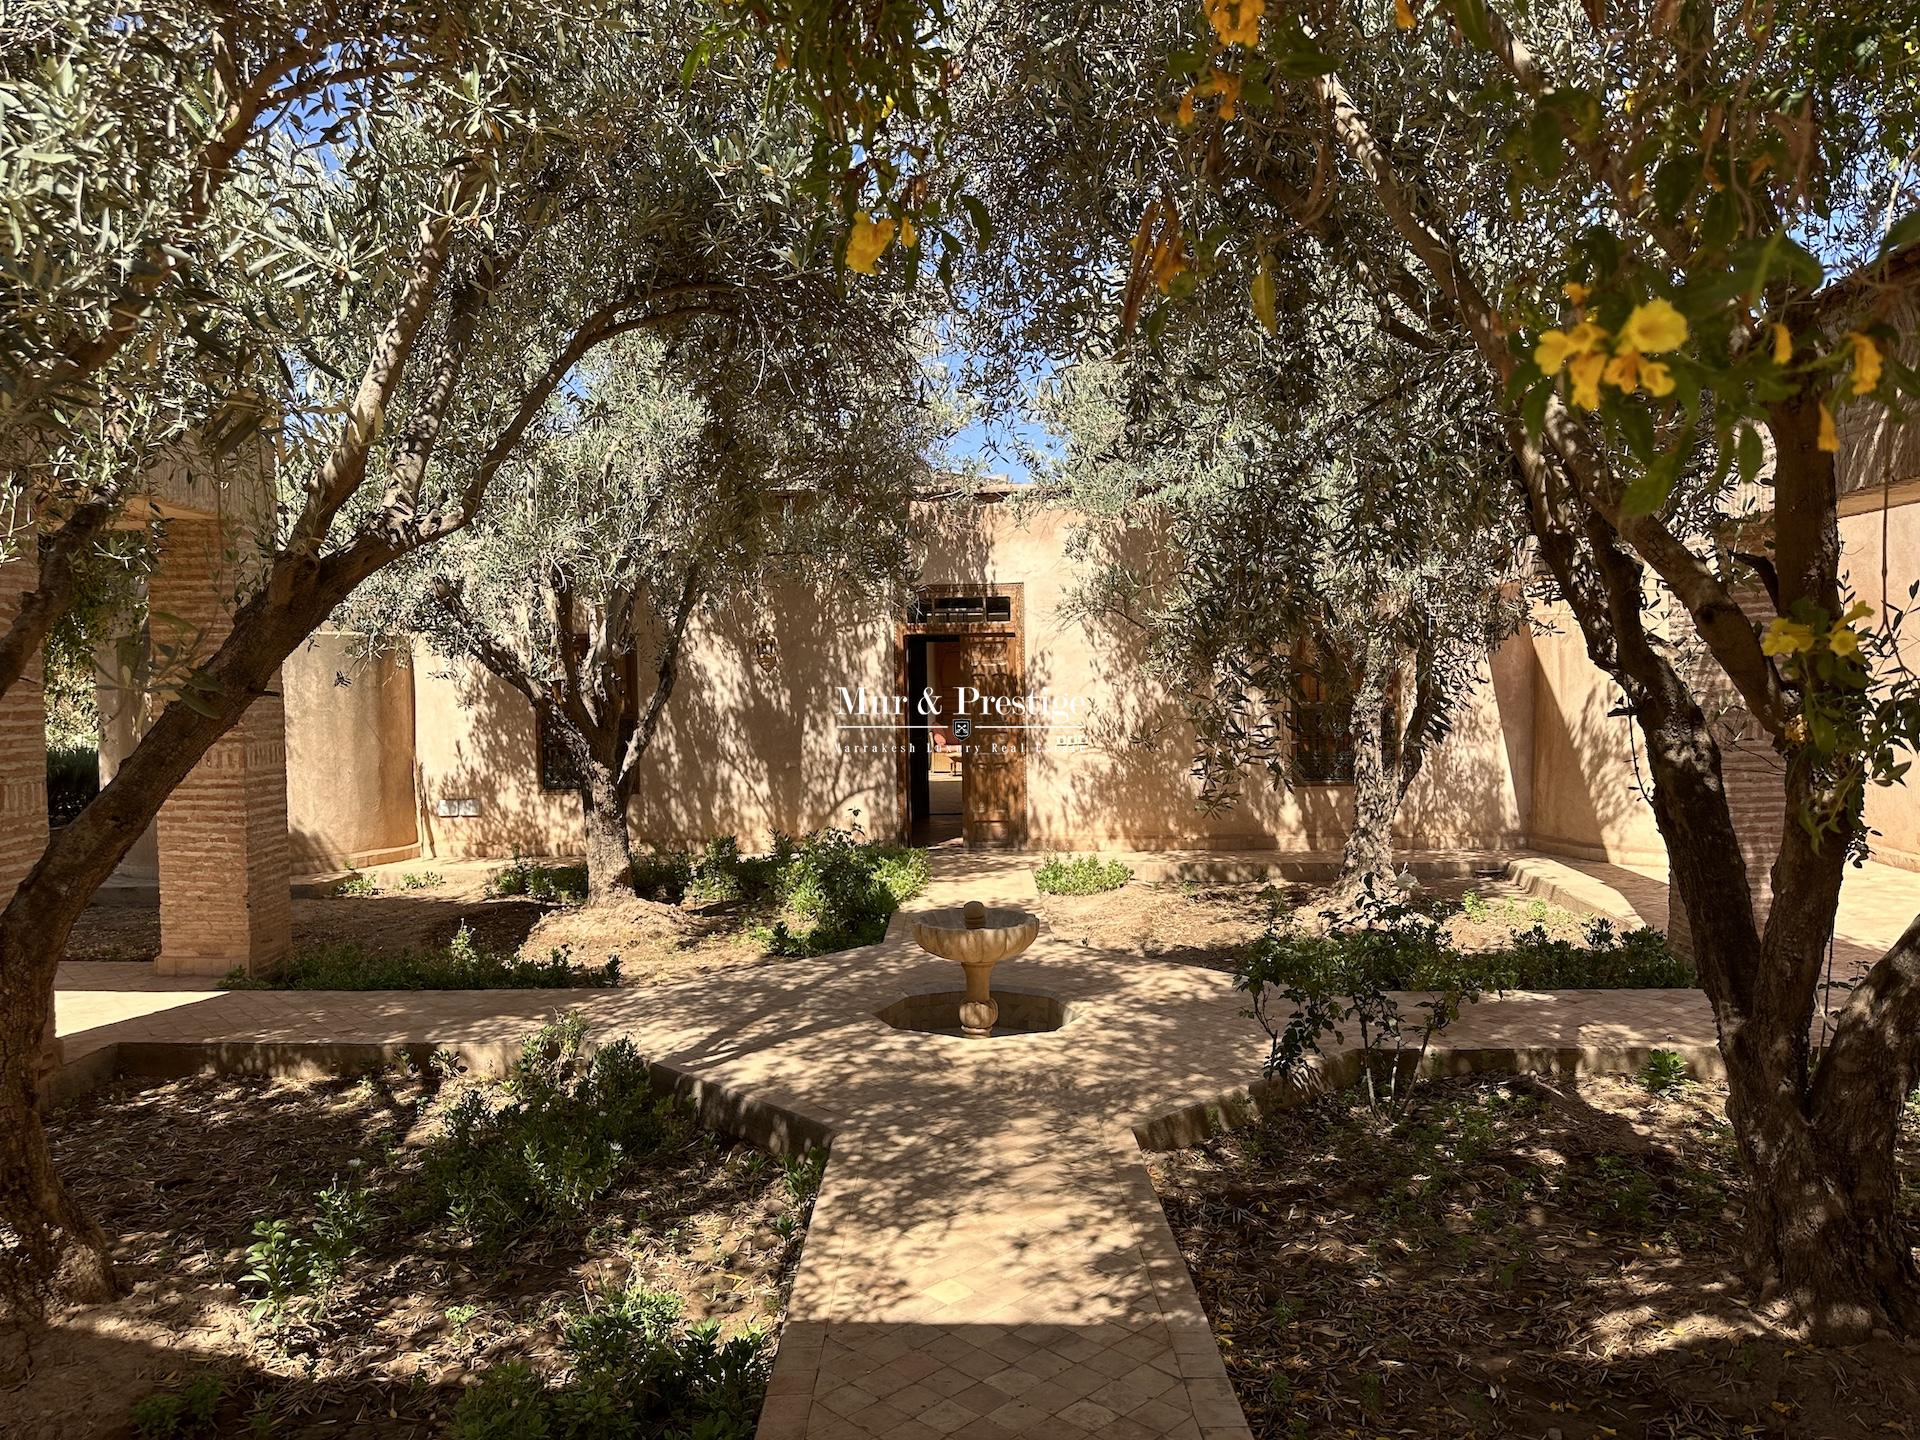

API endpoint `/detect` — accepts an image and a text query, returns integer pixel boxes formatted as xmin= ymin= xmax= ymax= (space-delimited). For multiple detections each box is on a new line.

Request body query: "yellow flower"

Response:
xmin=1535 ymin=330 xmax=1576 ymax=372
xmin=1762 ymin=619 xmax=1816 ymax=657
xmin=1534 ymin=320 xmax=1607 ymax=373
xmin=1601 ymin=350 xmax=1676 ymax=399
xmin=1394 ymin=0 xmax=1417 ymax=28
xmin=1569 ymin=351 xmax=1606 ymax=409
xmin=1204 ymin=0 xmax=1264 ymax=47
xmin=1771 ymin=323 xmax=1793 ymax=365
xmin=845 ymin=212 xmax=895 ymax=274
xmin=1842 ymin=600 xmax=1874 ymax=624
xmin=1206 ymin=69 xmax=1243 ymax=120
xmin=1177 ymin=87 xmax=1196 ymax=125
xmin=1638 ymin=358 xmax=1675 ymax=396
xmin=1616 ymin=297 xmax=1689 ymax=355
xmin=1818 ymin=399 xmax=1838 ymax=453
xmin=1562 ymin=281 xmax=1591 ymax=306
xmin=898 ymin=216 xmax=916 ymax=249
xmin=1849 ymin=331 xmax=1883 ymax=396
xmin=1828 ymin=623 xmax=1861 ymax=658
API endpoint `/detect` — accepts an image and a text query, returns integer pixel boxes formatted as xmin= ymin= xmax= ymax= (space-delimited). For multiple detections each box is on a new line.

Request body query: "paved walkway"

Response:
xmin=47 ymin=849 xmax=1918 ymax=1440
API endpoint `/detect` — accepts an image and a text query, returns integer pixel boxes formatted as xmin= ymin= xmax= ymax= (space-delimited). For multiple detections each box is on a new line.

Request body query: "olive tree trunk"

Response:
xmin=576 ymin=757 xmax=635 ymax=904
xmin=0 ymin=550 xmax=379 ymax=1309
xmin=1337 ymin=664 xmax=1399 ymax=896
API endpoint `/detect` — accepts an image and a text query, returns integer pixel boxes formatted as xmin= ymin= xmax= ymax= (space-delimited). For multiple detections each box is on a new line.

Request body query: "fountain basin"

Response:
xmin=908 ymin=900 xmax=1041 ymax=1037
xmin=909 ymin=903 xmax=1041 ymax=965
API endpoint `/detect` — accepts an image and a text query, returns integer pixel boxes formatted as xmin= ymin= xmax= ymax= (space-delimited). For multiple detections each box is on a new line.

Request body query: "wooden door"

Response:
xmin=959 ymin=633 xmax=1026 ymax=845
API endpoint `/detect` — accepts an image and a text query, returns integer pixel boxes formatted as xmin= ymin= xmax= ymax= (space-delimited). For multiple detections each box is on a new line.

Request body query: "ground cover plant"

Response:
xmin=1242 ymin=891 xmax=1691 ymax=998
xmin=18 ymin=1018 xmax=815 ymax=1438
xmin=222 ymin=926 xmax=619 ymax=991
xmin=488 ymin=858 xmax=591 ymax=905
xmin=1033 ymin=853 xmax=1133 ymax=895
xmin=1240 ymin=883 xmax=1692 ymax=1113
xmin=1152 ymin=1073 xmax=1920 ymax=1438
xmin=61 ymin=830 xmax=932 ymax=984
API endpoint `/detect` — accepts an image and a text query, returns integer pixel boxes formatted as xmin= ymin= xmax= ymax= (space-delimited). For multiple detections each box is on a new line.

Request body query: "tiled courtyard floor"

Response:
xmin=48 ymin=851 xmax=1919 ymax=1439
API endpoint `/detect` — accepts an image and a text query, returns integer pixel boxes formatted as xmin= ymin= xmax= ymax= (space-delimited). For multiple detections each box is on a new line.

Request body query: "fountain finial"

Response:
xmin=963 ymin=900 xmax=988 ymax=929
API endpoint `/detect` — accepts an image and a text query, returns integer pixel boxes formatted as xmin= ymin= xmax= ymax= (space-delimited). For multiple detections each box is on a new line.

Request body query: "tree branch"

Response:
xmin=618 ymin=564 xmax=702 ymax=786
xmin=1317 ymin=68 xmax=1788 ymax=734
xmin=0 ymin=496 xmax=118 ymax=701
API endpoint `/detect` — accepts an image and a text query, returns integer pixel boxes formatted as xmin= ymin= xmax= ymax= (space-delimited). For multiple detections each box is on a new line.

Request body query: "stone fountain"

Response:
xmin=909 ymin=900 xmax=1041 ymax=1037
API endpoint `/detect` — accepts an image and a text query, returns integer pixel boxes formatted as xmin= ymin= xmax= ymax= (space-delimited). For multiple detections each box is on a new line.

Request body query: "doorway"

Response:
xmin=905 ymin=635 xmax=966 ymax=844
xmin=899 ymin=586 xmax=1027 ymax=847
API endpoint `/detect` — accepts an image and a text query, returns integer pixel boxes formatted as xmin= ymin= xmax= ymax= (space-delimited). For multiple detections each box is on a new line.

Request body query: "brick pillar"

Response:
xmin=1 ymin=517 xmax=56 ymax=1082
xmin=1665 ymin=579 xmax=1785 ymax=963
xmin=151 ymin=517 xmax=292 ymax=976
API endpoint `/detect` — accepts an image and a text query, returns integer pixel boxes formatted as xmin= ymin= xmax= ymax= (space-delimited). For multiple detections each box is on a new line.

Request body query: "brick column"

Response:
xmin=1665 ymin=579 xmax=1785 ymax=963
xmin=151 ymin=517 xmax=292 ymax=977
xmin=1 ymin=518 xmax=55 ymax=1082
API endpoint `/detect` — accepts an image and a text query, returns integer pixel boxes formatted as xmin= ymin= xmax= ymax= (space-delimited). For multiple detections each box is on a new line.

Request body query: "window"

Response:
xmin=907 ymin=591 xmax=1013 ymax=623
xmin=1289 ymin=670 xmax=1355 ymax=784
xmin=537 ymin=709 xmax=583 ymax=792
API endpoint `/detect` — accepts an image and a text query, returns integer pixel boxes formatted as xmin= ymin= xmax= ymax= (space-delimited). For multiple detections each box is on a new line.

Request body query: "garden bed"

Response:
xmin=8 ymin=1020 xmax=818 ymax=1439
xmin=1150 ymin=1072 xmax=1920 ymax=1439
xmin=65 ymin=831 xmax=931 ymax=989
xmin=1032 ymin=874 xmax=1667 ymax=981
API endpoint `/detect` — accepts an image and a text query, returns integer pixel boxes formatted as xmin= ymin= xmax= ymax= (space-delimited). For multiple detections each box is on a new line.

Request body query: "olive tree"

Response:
xmin=1039 ymin=312 xmax=1524 ymax=893
xmin=939 ymin=0 xmax=1920 ymax=1333
xmin=359 ymin=325 xmax=932 ymax=902
xmin=0 ymin=0 xmax=942 ymax=1308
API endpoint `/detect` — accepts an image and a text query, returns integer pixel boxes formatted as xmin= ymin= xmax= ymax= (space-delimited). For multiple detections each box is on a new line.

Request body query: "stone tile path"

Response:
xmin=48 ymin=850 xmax=1918 ymax=1439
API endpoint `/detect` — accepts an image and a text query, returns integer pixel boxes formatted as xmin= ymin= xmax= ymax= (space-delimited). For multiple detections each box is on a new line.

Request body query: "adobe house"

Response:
xmin=91 ymin=458 xmax=1919 ymax=909
xmin=6 ymin=352 xmax=1911 ymax=982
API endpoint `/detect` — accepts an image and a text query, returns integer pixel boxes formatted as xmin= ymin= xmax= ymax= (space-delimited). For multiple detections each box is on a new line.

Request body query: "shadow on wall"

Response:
xmin=628 ymin=582 xmax=910 ymax=847
xmin=1024 ymin=519 xmax=1533 ymax=854
xmin=282 ymin=634 xmax=421 ymax=869
xmin=408 ymin=499 xmax=990 ymax=857
xmin=1526 ymin=606 xmax=1665 ymax=867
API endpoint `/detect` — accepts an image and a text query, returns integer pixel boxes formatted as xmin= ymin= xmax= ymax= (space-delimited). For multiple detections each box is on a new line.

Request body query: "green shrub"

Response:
xmin=130 ymin=1376 xmax=226 ymax=1439
xmin=688 ymin=835 xmax=749 ymax=902
xmin=1033 ymin=853 xmax=1132 ymax=896
xmin=630 ymin=845 xmax=696 ymax=903
xmin=762 ymin=828 xmax=928 ymax=954
xmin=489 ymin=857 xmax=589 ymax=904
xmin=1243 ymin=912 xmax=1690 ymax=997
xmin=1238 ymin=891 xmax=1692 ymax=1114
xmin=417 ymin=1016 xmax=696 ymax=1255
xmin=453 ymin=1283 xmax=768 ymax=1440
xmin=46 ymin=739 xmax=99 ymax=828
xmin=398 ymin=869 xmax=444 ymax=890
xmin=1239 ymin=880 xmax=1483 ymax=1116
xmin=1470 ymin=919 xmax=1692 ymax=990
xmin=335 ymin=870 xmax=380 ymax=896
xmin=224 ymin=925 xmax=619 ymax=991
xmin=632 ymin=829 xmax=927 ymax=954
xmin=237 ymin=1178 xmax=375 ymax=1325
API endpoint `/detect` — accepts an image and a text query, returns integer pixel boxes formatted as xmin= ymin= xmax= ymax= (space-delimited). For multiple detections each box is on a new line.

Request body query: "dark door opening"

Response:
xmin=905 ymin=634 xmax=965 ymax=844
